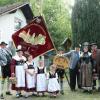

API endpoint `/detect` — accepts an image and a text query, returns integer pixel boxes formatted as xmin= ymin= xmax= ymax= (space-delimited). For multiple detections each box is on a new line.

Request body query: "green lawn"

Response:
xmin=1 ymin=80 xmax=100 ymax=100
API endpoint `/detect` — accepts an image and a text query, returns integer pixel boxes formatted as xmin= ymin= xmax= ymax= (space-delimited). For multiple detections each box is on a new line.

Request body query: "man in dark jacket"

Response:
xmin=91 ymin=43 xmax=100 ymax=91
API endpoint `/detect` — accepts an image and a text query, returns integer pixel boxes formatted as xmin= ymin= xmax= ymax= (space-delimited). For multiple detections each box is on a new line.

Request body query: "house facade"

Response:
xmin=0 ymin=2 xmax=33 ymax=43
xmin=0 ymin=2 xmax=44 ymax=76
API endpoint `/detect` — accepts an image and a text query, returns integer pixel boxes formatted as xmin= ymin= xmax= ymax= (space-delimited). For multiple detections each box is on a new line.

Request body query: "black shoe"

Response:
xmin=83 ymin=90 xmax=88 ymax=93
xmin=71 ymin=89 xmax=76 ymax=92
xmin=32 ymin=93 xmax=37 ymax=96
xmin=16 ymin=93 xmax=20 ymax=98
xmin=19 ymin=92 xmax=23 ymax=97
xmin=16 ymin=92 xmax=22 ymax=98
xmin=60 ymin=91 xmax=64 ymax=95
xmin=98 ymin=87 xmax=100 ymax=92
xmin=78 ymin=85 xmax=82 ymax=89
xmin=6 ymin=91 xmax=12 ymax=95
xmin=88 ymin=90 xmax=92 ymax=94
xmin=0 ymin=94 xmax=4 ymax=99
xmin=93 ymin=87 xmax=96 ymax=90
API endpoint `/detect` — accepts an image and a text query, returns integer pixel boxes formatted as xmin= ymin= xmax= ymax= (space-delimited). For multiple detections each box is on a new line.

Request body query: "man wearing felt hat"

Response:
xmin=0 ymin=41 xmax=8 ymax=45
xmin=0 ymin=41 xmax=13 ymax=99
xmin=90 ymin=43 xmax=100 ymax=91
xmin=10 ymin=45 xmax=26 ymax=98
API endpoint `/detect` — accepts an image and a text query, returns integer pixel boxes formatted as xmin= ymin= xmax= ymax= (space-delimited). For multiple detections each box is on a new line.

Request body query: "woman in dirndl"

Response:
xmin=47 ymin=64 xmax=60 ymax=97
xmin=79 ymin=42 xmax=94 ymax=93
xmin=24 ymin=54 xmax=36 ymax=98
xmin=36 ymin=56 xmax=47 ymax=96
xmin=10 ymin=45 xmax=26 ymax=98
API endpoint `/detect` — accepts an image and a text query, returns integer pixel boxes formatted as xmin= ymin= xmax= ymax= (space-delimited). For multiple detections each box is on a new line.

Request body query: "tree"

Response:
xmin=30 ymin=0 xmax=72 ymax=49
xmin=0 ymin=0 xmax=29 ymax=6
xmin=71 ymin=0 xmax=100 ymax=47
xmin=42 ymin=0 xmax=72 ymax=49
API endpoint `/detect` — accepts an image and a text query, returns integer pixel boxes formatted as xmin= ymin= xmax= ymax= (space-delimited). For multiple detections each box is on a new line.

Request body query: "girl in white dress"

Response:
xmin=47 ymin=64 xmax=60 ymax=97
xmin=36 ymin=56 xmax=47 ymax=96
xmin=24 ymin=55 xmax=36 ymax=98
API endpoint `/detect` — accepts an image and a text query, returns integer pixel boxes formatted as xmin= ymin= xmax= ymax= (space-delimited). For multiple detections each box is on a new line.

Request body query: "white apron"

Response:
xmin=24 ymin=62 xmax=36 ymax=89
xmin=48 ymin=73 xmax=60 ymax=92
xmin=36 ymin=67 xmax=47 ymax=92
xmin=13 ymin=55 xmax=26 ymax=88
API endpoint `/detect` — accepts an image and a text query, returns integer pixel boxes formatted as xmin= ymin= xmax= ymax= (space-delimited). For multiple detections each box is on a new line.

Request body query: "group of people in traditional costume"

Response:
xmin=0 ymin=40 xmax=100 ymax=99
xmin=63 ymin=42 xmax=100 ymax=93
xmin=10 ymin=45 xmax=60 ymax=98
xmin=0 ymin=43 xmax=60 ymax=99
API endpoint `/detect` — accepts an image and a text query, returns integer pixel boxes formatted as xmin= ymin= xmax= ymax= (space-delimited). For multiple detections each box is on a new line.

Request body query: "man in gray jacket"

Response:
xmin=63 ymin=45 xmax=81 ymax=91
xmin=0 ymin=45 xmax=7 ymax=99
xmin=0 ymin=50 xmax=7 ymax=67
xmin=0 ymin=42 xmax=12 ymax=99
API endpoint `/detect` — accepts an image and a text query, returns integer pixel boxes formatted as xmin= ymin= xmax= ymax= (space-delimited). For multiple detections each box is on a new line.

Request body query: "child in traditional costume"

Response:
xmin=36 ymin=56 xmax=47 ymax=96
xmin=47 ymin=64 xmax=60 ymax=97
xmin=24 ymin=54 xmax=36 ymax=98
xmin=10 ymin=45 xmax=26 ymax=98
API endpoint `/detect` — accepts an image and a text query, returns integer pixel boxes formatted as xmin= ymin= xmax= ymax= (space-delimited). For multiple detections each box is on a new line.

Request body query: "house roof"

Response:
xmin=0 ymin=2 xmax=34 ymax=23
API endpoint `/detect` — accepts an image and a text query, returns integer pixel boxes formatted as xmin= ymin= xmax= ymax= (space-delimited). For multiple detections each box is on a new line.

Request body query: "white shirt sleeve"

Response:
xmin=46 ymin=72 xmax=49 ymax=80
xmin=24 ymin=63 xmax=28 ymax=70
xmin=35 ymin=67 xmax=38 ymax=74
xmin=56 ymin=73 xmax=58 ymax=79
xmin=44 ymin=67 xmax=47 ymax=73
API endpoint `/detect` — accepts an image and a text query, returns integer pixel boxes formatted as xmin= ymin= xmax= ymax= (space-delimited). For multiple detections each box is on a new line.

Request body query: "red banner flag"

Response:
xmin=12 ymin=16 xmax=55 ymax=58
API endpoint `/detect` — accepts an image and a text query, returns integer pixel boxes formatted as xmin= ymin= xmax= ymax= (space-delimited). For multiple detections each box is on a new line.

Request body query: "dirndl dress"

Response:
xmin=48 ymin=72 xmax=60 ymax=93
xmin=36 ymin=67 xmax=47 ymax=92
xmin=24 ymin=62 xmax=36 ymax=91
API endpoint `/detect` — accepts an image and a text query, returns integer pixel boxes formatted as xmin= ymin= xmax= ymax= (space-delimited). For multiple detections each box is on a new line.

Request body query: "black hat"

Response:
xmin=75 ymin=44 xmax=81 ymax=48
xmin=82 ymin=42 xmax=90 ymax=49
xmin=0 ymin=41 xmax=8 ymax=45
xmin=90 ymin=43 xmax=97 ymax=46
xmin=16 ymin=45 xmax=23 ymax=52
xmin=83 ymin=42 xmax=89 ymax=46
xmin=16 ymin=49 xmax=23 ymax=52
